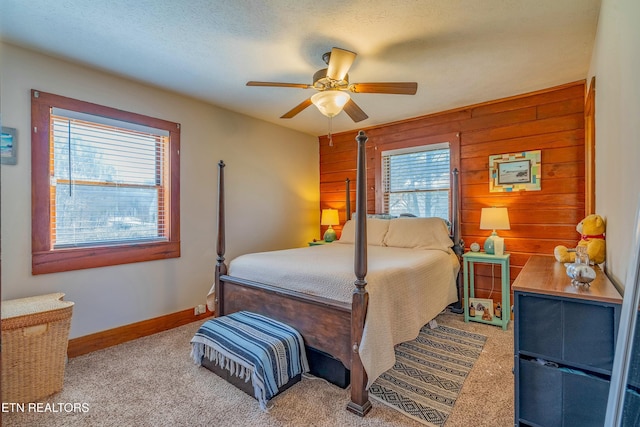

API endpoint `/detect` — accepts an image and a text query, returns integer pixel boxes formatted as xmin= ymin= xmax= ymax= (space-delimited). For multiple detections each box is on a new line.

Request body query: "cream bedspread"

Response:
xmin=207 ymin=242 xmax=459 ymax=388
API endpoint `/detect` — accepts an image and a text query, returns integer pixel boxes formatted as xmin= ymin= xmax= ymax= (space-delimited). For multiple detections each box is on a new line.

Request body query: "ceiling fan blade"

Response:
xmin=326 ymin=47 xmax=357 ymax=81
xmin=350 ymin=82 xmax=418 ymax=95
xmin=247 ymin=81 xmax=311 ymax=89
xmin=281 ymin=98 xmax=313 ymax=119
xmin=343 ymin=99 xmax=369 ymax=123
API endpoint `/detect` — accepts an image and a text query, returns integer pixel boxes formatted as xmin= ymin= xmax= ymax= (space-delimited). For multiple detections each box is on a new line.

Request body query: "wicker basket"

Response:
xmin=1 ymin=293 xmax=74 ymax=403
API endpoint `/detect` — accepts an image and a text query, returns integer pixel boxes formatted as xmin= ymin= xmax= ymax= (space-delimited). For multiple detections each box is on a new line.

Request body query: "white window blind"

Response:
xmin=382 ymin=143 xmax=450 ymax=219
xmin=50 ymin=108 xmax=169 ymax=248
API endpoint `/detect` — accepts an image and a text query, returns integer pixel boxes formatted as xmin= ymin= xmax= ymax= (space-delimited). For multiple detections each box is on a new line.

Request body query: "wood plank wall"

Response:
xmin=319 ymin=81 xmax=586 ymax=304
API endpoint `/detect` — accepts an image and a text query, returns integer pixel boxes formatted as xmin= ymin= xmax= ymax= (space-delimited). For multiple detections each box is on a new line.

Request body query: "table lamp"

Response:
xmin=321 ymin=209 xmax=340 ymax=242
xmin=480 ymin=207 xmax=510 ymax=255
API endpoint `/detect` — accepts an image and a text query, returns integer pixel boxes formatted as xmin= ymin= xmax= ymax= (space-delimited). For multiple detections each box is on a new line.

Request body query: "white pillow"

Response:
xmin=367 ymin=218 xmax=391 ymax=246
xmin=337 ymin=218 xmax=390 ymax=246
xmin=383 ymin=217 xmax=453 ymax=251
xmin=338 ymin=219 xmax=355 ymax=243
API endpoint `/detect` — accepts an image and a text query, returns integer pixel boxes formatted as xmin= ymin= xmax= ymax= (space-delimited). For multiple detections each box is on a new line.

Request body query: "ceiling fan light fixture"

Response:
xmin=311 ymin=91 xmax=350 ymax=117
xmin=247 ymin=47 xmax=416 ymax=123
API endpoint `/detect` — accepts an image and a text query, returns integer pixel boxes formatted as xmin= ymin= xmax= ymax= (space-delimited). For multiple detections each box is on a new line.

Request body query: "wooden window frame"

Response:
xmin=374 ymin=132 xmax=461 ymax=223
xmin=31 ymin=90 xmax=180 ymax=274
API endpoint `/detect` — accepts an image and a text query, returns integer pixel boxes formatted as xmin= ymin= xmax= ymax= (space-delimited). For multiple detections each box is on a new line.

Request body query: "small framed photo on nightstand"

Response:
xmin=469 ymin=298 xmax=494 ymax=320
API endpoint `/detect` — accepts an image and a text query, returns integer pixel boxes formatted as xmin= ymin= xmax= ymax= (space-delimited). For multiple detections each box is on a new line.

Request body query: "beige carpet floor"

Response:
xmin=3 ymin=310 xmax=514 ymax=427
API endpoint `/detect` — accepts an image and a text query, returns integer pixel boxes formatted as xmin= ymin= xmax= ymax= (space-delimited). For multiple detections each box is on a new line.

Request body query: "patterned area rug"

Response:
xmin=369 ymin=323 xmax=487 ymax=426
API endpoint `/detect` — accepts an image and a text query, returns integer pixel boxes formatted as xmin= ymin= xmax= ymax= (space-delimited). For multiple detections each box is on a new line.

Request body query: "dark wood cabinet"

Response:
xmin=513 ymin=256 xmax=623 ymax=427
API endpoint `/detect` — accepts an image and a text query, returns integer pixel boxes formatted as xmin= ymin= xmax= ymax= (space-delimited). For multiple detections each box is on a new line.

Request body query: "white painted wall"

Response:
xmin=0 ymin=43 xmax=319 ymax=338
xmin=587 ymin=0 xmax=640 ymax=289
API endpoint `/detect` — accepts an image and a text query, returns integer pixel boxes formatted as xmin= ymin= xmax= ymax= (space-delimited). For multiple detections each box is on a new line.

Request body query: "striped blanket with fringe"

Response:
xmin=190 ymin=311 xmax=309 ymax=410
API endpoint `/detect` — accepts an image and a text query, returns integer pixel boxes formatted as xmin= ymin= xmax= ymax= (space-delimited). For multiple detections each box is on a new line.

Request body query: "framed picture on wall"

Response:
xmin=489 ymin=150 xmax=541 ymax=192
xmin=497 ymin=159 xmax=531 ymax=184
xmin=1 ymin=127 xmax=17 ymax=165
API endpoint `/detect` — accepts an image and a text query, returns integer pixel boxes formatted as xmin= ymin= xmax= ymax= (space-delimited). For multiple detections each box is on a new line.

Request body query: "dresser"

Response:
xmin=513 ymin=255 xmax=623 ymax=427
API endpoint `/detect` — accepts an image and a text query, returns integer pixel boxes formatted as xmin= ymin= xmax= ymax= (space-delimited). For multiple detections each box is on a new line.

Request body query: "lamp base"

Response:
xmin=484 ymin=232 xmax=506 ymax=255
xmin=493 ymin=236 xmax=505 ymax=256
xmin=484 ymin=235 xmax=495 ymax=254
xmin=324 ymin=226 xmax=337 ymax=242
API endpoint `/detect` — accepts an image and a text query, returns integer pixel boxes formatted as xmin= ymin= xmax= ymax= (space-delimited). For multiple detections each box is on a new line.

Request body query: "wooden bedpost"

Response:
xmin=347 ymin=131 xmax=372 ymax=417
xmin=214 ymin=160 xmax=228 ymax=317
xmin=345 ymin=178 xmax=351 ymax=221
xmin=451 ymin=168 xmax=463 ymax=255
xmin=449 ymin=168 xmax=465 ymax=313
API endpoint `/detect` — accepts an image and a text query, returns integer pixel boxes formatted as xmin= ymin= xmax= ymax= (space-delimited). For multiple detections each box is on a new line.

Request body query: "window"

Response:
xmin=31 ymin=90 xmax=180 ymax=274
xmin=381 ymin=142 xmax=450 ymax=219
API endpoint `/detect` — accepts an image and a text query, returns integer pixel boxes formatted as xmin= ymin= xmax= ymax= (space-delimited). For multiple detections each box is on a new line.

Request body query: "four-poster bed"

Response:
xmin=211 ymin=131 xmax=463 ymax=416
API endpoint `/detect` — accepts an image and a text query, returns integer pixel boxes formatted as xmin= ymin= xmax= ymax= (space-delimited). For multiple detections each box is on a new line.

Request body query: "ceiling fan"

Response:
xmin=246 ymin=47 xmax=418 ymax=123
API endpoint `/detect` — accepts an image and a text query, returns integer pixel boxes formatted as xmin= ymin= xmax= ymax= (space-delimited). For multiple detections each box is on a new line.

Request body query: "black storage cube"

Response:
xmin=562 ymin=370 xmax=609 ymax=427
xmin=519 ymin=359 xmax=562 ymax=427
xmin=563 ymin=300 xmax=617 ymax=371
xmin=627 ymin=312 xmax=640 ymax=389
xmin=518 ymin=295 xmax=563 ymax=359
xmin=622 ymin=389 xmax=640 ymax=427
xmin=518 ymin=358 xmax=610 ymax=427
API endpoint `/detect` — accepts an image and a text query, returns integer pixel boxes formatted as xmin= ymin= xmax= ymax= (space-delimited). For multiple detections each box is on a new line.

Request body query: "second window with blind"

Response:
xmin=31 ymin=90 xmax=180 ymax=274
xmin=381 ymin=142 xmax=451 ymax=220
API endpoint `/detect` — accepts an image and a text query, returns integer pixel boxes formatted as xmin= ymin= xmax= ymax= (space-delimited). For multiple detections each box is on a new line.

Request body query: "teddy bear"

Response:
xmin=554 ymin=214 xmax=606 ymax=265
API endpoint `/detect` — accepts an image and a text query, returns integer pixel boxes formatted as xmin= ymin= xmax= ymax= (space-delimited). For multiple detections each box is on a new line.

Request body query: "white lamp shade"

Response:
xmin=311 ymin=91 xmax=350 ymax=117
xmin=480 ymin=207 xmax=511 ymax=231
xmin=320 ymin=209 xmax=340 ymax=226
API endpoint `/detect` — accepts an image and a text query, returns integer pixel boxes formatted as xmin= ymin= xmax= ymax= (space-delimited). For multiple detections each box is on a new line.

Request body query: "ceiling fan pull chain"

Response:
xmin=328 ymin=116 xmax=333 ymax=146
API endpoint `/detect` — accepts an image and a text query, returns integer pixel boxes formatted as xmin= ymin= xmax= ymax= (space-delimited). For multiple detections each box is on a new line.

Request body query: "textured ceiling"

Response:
xmin=0 ymin=0 xmax=601 ymax=136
